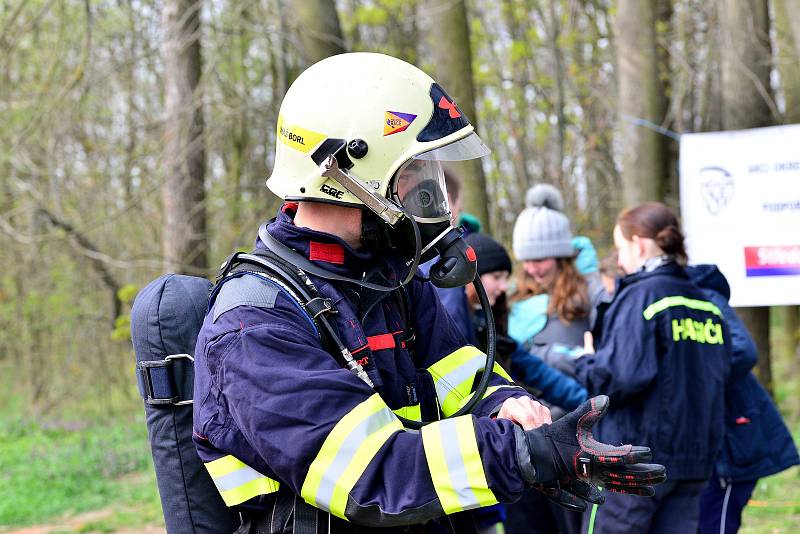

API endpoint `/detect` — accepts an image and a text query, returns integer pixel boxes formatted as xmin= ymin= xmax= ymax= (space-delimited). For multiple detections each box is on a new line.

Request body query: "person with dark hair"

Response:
xmin=575 ymin=202 xmax=729 ymax=533
xmin=598 ymin=251 xmax=622 ymax=296
xmin=686 ymin=264 xmax=798 ymax=534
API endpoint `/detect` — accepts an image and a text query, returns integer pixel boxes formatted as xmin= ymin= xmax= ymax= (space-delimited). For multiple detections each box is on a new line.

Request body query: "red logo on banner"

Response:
xmin=744 ymin=246 xmax=800 ymax=277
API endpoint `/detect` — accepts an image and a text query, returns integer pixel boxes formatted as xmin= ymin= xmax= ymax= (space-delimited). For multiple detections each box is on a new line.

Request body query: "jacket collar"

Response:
xmin=616 ymin=260 xmax=688 ymax=294
xmin=257 ymin=203 xmax=402 ymax=281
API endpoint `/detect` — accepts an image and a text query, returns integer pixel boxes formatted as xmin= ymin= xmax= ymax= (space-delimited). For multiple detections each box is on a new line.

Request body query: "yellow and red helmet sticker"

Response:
xmin=277 ymin=115 xmax=326 ymax=154
xmin=384 ymin=111 xmax=418 ymax=136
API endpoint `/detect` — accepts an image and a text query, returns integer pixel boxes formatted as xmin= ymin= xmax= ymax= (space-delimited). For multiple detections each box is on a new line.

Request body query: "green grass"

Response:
xmin=740 ymin=426 xmax=800 ymax=533
xmin=741 ymin=466 xmax=800 ymax=534
xmin=0 ymin=414 xmax=162 ymax=530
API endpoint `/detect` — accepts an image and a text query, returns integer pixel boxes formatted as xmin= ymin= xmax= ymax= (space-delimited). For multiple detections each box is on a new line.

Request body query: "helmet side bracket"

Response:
xmin=314 ymin=145 xmax=405 ymax=227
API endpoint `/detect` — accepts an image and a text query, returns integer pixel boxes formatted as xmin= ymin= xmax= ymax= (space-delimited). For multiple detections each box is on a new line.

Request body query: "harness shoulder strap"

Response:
xmin=211 ymin=250 xmax=335 ymax=340
xmin=393 ymin=285 xmax=416 ymax=354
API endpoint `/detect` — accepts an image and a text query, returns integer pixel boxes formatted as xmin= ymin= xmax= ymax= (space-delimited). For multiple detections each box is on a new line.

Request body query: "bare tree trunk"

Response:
xmin=720 ymin=0 xmax=774 ymax=395
xmin=546 ymin=1 xmax=567 ymax=198
xmin=162 ymin=0 xmax=207 ymax=274
xmin=701 ymin=4 xmax=724 ymax=132
xmin=774 ymin=0 xmax=800 ymax=365
xmin=294 ymin=0 xmax=346 ymax=65
xmin=775 ymin=0 xmax=800 ymax=122
xmin=656 ymin=0 xmax=679 ymax=208
xmin=720 ymin=0 xmax=774 ymax=127
xmin=616 ymin=0 xmax=668 ymax=206
xmin=420 ymin=0 xmax=491 ymax=231
xmin=781 ymin=0 xmax=800 ymax=57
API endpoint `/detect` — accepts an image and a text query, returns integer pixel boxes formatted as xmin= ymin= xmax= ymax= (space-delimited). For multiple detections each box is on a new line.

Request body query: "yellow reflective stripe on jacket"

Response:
xmin=393 ymin=403 xmax=422 ymax=422
xmin=642 ymin=296 xmax=722 ymax=320
xmin=421 ymin=415 xmax=498 ymax=514
xmin=204 ymin=455 xmax=280 ymax=507
xmin=428 ymin=346 xmax=514 ymax=416
xmin=492 ymin=362 xmax=513 ymax=382
xmin=301 ymin=393 xmax=404 ymax=519
xmin=453 ymin=384 xmax=526 ymax=412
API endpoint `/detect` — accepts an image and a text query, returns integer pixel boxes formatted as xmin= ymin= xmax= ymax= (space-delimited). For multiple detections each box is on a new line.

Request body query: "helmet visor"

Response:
xmin=392 ymin=159 xmax=449 ymax=220
xmin=413 ymin=132 xmax=491 ymax=161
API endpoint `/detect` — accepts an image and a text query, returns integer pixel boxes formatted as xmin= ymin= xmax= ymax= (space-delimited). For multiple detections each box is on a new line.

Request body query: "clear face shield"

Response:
xmin=390 ymin=133 xmax=490 ymax=223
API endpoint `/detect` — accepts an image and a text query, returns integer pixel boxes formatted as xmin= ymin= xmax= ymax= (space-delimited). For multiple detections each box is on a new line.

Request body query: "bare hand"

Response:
xmin=497 ymin=397 xmax=552 ymax=430
xmin=583 ymin=331 xmax=595 ymax=354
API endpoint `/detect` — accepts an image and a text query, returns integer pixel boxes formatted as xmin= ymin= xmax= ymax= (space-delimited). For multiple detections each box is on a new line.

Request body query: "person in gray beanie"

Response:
xmin=508 ymin=184 xmax=609 ymax=378
xmin=512 ymin=184 xmax=574 ymax=261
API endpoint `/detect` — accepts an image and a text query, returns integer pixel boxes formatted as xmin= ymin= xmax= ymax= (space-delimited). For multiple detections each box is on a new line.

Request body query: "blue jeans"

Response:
xmin=581 ymin=480 xmax=707 ymax=534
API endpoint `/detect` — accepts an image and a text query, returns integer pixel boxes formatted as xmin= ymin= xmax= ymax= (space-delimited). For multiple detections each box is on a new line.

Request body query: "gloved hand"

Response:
xmin=525 ymin=395 xmax=666 ymax=500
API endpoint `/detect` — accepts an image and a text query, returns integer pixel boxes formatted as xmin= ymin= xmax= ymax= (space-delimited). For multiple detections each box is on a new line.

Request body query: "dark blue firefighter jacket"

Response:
xmin=192 ymin=206 xmax=535 ymax=530
xmin=575 ymin=261 xmax=730 ymax=481
xmin=687 ymin=264 xmax=799 ymax=482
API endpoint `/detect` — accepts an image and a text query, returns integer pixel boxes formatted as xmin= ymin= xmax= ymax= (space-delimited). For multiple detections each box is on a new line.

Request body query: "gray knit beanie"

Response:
xmin=512 ymin=184 xmax=574 ymax=261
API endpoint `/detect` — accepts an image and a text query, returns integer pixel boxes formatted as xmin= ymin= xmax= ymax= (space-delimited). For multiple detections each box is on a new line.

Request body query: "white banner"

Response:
xmin=679 ymin=124 xmax=800 ymax=307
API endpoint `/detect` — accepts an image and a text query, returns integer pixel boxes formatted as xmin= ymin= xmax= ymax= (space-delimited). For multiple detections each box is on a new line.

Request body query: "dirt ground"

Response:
xmin=1 ymin=508 xmax=164 ymax=534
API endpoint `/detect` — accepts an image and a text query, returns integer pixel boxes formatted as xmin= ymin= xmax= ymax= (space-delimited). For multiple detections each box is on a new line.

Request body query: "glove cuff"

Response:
xmin=525 ymin=427 xmax=560 ymax=484
xmin=514 ymin=426 xmax=536 ymax=485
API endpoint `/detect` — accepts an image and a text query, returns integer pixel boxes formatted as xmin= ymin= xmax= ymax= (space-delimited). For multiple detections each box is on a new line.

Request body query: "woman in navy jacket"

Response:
xmin=687 ymin=264 xmax=799 ymax=534
xmin=575 ymin=203 xmax=730 ymax=534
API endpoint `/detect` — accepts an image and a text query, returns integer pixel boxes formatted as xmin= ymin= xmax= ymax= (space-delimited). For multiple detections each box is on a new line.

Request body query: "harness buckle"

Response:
xmin=306 ymin=297 xmax=337 ymax=319
xmin=137 ymin=353 xmax=195 ymax=406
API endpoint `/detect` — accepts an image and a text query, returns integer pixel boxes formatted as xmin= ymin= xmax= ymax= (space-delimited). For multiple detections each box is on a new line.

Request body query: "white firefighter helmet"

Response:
xmin=267 ymin=52 xmax=489 ymax=220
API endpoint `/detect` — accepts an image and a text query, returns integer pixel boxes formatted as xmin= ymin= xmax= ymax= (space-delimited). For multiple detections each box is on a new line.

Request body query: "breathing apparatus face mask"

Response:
xmin=385 ymin=134 xmax=490 ymax=287
xmin=379 ymin=158 xmax=473 ymax=288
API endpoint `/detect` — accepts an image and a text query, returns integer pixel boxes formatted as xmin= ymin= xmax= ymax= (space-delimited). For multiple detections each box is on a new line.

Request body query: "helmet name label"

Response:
xmin=277 ymin=115 xmax=326 ymax=154
xmin=281 ymin=128 xmax=304 ymax=144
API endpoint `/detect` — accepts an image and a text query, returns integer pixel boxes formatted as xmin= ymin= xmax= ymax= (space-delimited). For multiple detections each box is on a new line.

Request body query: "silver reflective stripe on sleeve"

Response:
xmin=421 ymin=415 xmax=498 ymax=513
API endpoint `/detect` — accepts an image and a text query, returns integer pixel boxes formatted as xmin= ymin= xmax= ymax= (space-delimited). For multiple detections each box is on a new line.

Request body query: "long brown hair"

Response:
xmin=617 ymin=202 xmax=687 ymax=264
xmin=512 ymin=257 xmax=589 ymax=323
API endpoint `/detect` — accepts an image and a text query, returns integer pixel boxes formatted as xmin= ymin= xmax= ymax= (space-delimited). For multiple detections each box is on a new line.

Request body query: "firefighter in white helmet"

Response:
xmin=193 ymin=52 xmax=665 ymax=534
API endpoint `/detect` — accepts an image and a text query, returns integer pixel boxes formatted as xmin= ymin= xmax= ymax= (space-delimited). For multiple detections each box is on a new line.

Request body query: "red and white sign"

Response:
xmin=680 ymin=125 xmax=800 ymax=306
xmin=744 ymin=246 xmax=800 ymax=277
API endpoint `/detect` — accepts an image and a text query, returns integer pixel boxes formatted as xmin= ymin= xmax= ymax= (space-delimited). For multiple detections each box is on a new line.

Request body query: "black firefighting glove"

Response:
xmin=524 ymin=395 xmax=666 ymax=502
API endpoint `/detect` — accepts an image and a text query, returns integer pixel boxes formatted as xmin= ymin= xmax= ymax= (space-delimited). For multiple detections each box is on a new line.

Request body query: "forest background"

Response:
xmin=1 ymin=0 xmax=799 ymax=532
